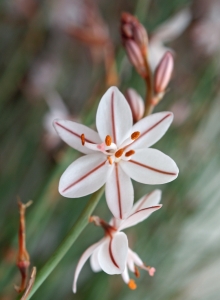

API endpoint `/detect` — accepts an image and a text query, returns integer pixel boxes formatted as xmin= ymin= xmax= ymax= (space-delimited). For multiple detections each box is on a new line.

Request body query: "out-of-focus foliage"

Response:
xmin=1 ymin=0 xmax=220 ymax=299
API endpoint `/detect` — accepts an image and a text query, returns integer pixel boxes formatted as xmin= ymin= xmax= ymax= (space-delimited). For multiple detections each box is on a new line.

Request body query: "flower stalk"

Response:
xmin=143 ymin=54 xmax=154 ymax=116
xmin=15 ymin=200 xmax=33 ymax=293
xmin=121 ymin=12 xmax=174 ymax=117
xmin=26 ymin=187 xmax=104 ymax=299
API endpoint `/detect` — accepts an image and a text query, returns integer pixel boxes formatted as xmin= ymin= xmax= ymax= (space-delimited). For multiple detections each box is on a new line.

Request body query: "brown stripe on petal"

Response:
xmin=109 ymin=239 xmax=119 ymax=268
xmin=62 ymin=161 xmax=106 ymax=193
xmin=125 ymin=113 xmax=171 ymax=149
xmin=111 ymin=92 xmax=117 ymax=144
xmin=129 ymin=159 xmax=177 ymax=175
xmin=55 ymin=122 xmax=95 ymax=144
xmin=115 ymin=164 xmax=123 ymax=219
xmin=129 ymin=205 xmax=161 ymax=217
xmin=134 ymin=190 xmax=154 ymax=212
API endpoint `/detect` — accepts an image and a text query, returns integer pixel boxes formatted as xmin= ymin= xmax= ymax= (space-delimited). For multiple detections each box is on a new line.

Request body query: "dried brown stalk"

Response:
xmin=15 ymin=199 xmax=33 ymax=293
xmin=20 ymin=267 xmax=37 ymax=300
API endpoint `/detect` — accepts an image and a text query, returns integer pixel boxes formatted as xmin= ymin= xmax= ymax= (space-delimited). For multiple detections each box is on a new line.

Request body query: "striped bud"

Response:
xmin=133 ymin=23 xmax=148 ymax=53
xmin=125 ymin=88 xmax=144 ymax=122
xmin=125 ymin=40 xmax=147 ymax=78
xmin=154 ymin=52 xmax=174 ymax=94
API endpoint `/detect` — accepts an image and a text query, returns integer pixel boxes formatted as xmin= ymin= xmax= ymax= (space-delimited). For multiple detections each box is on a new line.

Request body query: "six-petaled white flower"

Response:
xmin=73 ymin=189 xmax=162 ymax=293
xmin=54 ymin=86 xmax=178 ymax=219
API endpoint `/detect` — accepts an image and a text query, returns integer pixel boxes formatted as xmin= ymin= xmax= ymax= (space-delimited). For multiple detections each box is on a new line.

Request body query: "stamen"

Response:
xmin=148 ymin=267 xmax=156 ymax=277
xmin=125 ymin=150 xmax=135 ymax=157
xmin=142 ymin=264 xmax=156 ymax=276
xmin=105 ymin=135 xmax=112 ymax=146
xmin=128 ymin=279 xmax=137 ymax=290
xmin=131 ymin=131 xmax=140 ymax=140
xmin=115 ymin=148 xmax=124 ymax=158
xmin=81 ymin=134 xmax=85 ymax=145
xmin=134 ymin=266 xmax=140 ymax=278
xmin=107 ymin=156 xmax=113 ymax=165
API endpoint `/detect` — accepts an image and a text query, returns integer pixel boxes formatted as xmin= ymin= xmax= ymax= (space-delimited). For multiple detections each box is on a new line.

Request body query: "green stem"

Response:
xmin=143 ymin=55 xmax=154 ymax=117
xmin=27 ymin=187 xmax=104 ymax=299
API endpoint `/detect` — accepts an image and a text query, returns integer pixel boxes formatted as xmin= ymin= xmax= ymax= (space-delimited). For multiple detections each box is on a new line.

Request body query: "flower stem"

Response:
xmin=143 ymin=54 xmax=155 ymax=117
xmin=26 ymin=187 xmax=104 ymax=299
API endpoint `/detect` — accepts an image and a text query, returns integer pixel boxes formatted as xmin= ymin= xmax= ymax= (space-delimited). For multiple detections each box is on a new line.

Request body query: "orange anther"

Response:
xmin=128 ymin=279 xmax=137 ymax=290
xmin=81 ymin=134 xmax=85 ymax=146
xmin=134 ymin=266 xmax=140 ymax=278
xmin=131 ymin=131 xmax=140 ymax=140
xmin=107 ymin=156 xmax=113 ymax=165
xmin=125 ymin=150 xmax=135 ymax=157
xmin=105 ymin=135 xmax=112 ymax=146
xmin=115 ymin=149 xmax=124 ymax=158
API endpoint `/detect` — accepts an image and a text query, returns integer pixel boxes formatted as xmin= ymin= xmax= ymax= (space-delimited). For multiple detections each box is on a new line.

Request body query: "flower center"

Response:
xmin=80 ymin=131 xmax=140 ymax=164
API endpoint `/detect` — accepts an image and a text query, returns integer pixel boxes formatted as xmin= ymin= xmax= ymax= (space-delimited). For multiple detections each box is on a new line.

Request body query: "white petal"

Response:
xmin=152 ymin=8 xmax=191 ymax=43
xmin=72 ymin=240 xmax=103 ymax=293
xmin=131 ymin=189 xmax=162 ymax=214
xmin=128 ymin=248 xmax=143 ymax=268
xmin=126 ymin=112 xmax=173 ymax=150
xmin=59 ymin=153 xmax=113 ymax=198
xmin=98 ymin=232 xmax=128 ymax=275
xmin=119 ymin=205 xmax=162 ymax=230
xmin=120 ymin=148 xmax=179 ymax=185
xmin=53 ymin=119 xmax=102 ymax=154
xmin=121 ymin=265 xmax=130 ymax=284
xmin=109 ymin=217 xmax=123 ymax=230
xmin=90 ymin=248 xmax=102 ymax=272
xmin=127 ymin=250 xmax=135 ymax=272
xmin=105 ymin=164 xmax=134 ymax=219
xmin=96 ymin=86 xmax=133 ymax=146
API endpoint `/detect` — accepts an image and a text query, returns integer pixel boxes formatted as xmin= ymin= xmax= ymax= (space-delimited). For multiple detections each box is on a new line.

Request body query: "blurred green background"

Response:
xmin=1 ymin=0 xmax=220 ymax=299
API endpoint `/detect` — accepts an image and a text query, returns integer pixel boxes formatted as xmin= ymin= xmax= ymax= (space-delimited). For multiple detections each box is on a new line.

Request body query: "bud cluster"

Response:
xmin=121 ymin=13 xmax=148 ymax=78
xmin=121 ymin=12 xmax=174 ymax=114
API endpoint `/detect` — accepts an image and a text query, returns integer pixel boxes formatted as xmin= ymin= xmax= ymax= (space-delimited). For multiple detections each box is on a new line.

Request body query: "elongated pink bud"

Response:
xmin=154 ymin=52 xmax=174 ymax=94
xmin=125 ymin=88 xmax=144 ymax=122
xmin=125 ymin=40 xmax=147 ymax=77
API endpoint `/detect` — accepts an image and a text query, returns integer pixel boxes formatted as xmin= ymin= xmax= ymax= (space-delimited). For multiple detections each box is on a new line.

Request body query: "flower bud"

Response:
xmin=125 ymin=88 xmax=144 ymax=122
xmin=125 ymin=40 xmax=147 ymax=78
xmin=121 ymin=12 xmax=148 ymax=54
xmin=133 ymin=22 xmax=148 ymax=53
xmin=154 ymin=52 xmax=174 ymax=94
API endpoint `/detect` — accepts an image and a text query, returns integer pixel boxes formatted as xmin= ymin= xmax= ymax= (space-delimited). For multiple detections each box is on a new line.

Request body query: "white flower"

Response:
xmin=73 ymin=190 xmax=162 ymax=293
xmin=54 ymin=86 xmax=178 ymax=219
